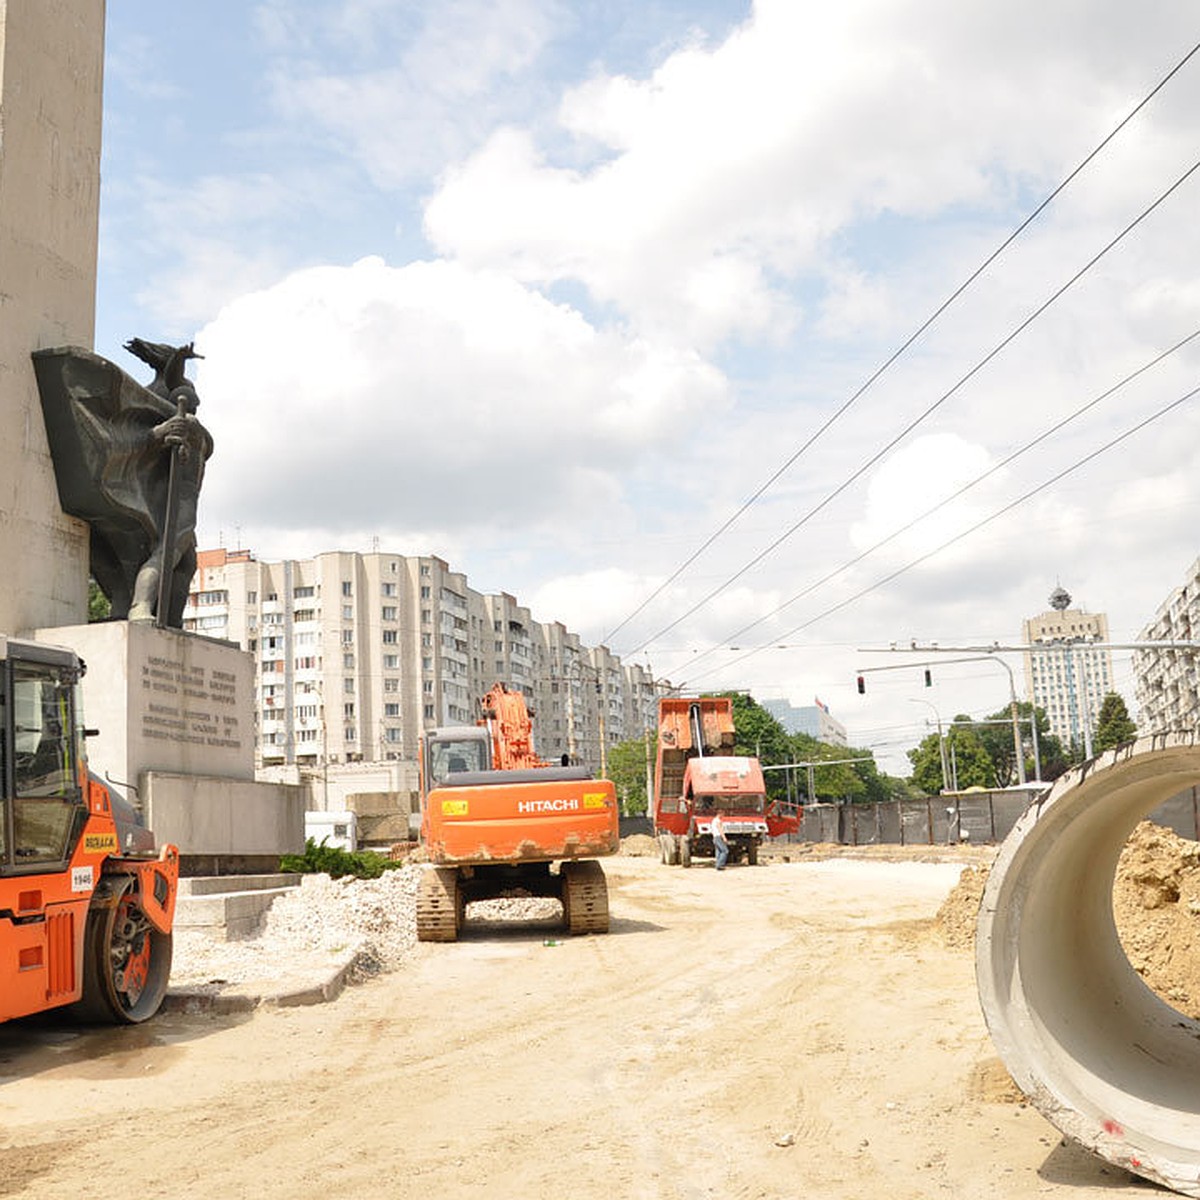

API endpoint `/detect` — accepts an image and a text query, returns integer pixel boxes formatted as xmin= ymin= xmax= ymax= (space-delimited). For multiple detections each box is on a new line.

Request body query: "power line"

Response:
xmin=603 ymin=38 xmax=1200 ymax=650
xmin=626 ymin=154 xmax=1200 ymax=658
xmin=667 ymin=326 xmax=1200 ymax=679
xmin=685 ymin=379 xmax=1200 ymax=684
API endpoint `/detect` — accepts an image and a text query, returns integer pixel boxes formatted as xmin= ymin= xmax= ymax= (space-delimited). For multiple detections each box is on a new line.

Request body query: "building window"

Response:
xmin=384 ymin=703 xmax=400 ymax=717
xmin=420 ymin=586 xmax=431 ymax=599
xmin=382 ymin=630 xmax=398 ymax=644
xmin=344 ymin=678 xmax=355 ymax=693
xmin=342 ymin=581 xmax=352 ymax=597
xmin=421 ymin=609 xmax=431 ymax=624
xmin=384 ymin=654 xmax=399 ymax=668
xmin=384 ymin=678 xmax=399 ymax=693
xmin=343 ymin=653 xmax=355 ymax=669
xmin=382 ymin=606 xmax=397 ymax=621
xmin=424 ymin=704 xmax=434 ymax=719
xmin=420 ymin=564 xmax=431 ymax=577
xmin=382 ymin=582 xmax=397 ymax=597
xmin=341 ymin=629 xmax=354 ymax=644
xmin=344 ymin=703 xmax=355 ymax=719
xmin=247 ymin=591 xmax=257 ymax=605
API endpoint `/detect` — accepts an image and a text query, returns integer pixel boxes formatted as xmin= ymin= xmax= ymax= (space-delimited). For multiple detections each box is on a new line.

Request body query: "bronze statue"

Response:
xmin=33 ymin=340 xmax=214 ymax=629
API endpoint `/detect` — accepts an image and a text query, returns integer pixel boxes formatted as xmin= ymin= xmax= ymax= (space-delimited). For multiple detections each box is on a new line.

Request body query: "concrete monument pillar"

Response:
xmin=0 ymin=0 xmax=105 ymax=633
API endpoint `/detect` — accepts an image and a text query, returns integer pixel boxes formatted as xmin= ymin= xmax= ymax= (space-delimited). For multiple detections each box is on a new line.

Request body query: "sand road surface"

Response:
xmin=0 ymin=853 xmax=1161 ymax=1199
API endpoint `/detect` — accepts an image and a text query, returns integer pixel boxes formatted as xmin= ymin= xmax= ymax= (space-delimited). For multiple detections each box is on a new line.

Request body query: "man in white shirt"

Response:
xmin=710 ymin=811 xmax=729 ymax=871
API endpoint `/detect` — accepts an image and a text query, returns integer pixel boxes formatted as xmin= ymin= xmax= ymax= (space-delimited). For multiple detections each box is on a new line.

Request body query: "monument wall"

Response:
xmin=0 ymin=1 xmax=104 ymax=633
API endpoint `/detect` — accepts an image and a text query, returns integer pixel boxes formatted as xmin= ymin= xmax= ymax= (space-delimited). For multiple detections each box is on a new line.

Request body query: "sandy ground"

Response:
xmin=0 ymin=852 xmax=1164 ymax=1200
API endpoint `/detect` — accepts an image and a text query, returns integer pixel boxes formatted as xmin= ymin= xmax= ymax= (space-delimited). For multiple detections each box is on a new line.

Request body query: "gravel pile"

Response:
xmin=170 ymin=867 xmax=424 ymax=992
xmin=168 ymin=866 xmax=565 ymax=994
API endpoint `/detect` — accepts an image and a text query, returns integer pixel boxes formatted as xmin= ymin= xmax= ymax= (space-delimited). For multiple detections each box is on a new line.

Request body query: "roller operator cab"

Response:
xmin=416 ymin=685 xmax=619 ymax=942
xmin=0 ymin=635 xmax=179 ymax=1025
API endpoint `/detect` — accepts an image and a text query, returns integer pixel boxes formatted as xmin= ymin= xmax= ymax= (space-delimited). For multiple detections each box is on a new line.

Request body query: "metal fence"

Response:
xmin=797 ymin=784 xmax=1200 ymax=847
xmin=622 ymin=783 xmax=1200 ymax=848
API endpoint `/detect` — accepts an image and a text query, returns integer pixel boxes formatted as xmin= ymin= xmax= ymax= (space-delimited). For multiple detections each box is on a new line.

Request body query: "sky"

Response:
xmin=96 ymin=1 xmax=1200 ymax=774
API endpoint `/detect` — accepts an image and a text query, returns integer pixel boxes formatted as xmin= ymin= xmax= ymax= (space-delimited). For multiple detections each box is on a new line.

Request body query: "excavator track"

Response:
xmin=416 ymin=868 xmax=463 ymax=942
xmin=561 ymin=860 xmax=609 ymax=935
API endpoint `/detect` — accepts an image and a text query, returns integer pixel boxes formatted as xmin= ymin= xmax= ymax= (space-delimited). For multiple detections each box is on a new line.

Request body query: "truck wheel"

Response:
xmin=74 ymin=877 xmax=173 ymax=1024
xmin=748 ymin=840 xmax=759 ymax=866
xmin=679 ymin=838 xmax=692 ymax=868
xmin=416 ymin=867 xmax=462 ymax=942
xmin=561 ymin=861 xmax=610 ymax=934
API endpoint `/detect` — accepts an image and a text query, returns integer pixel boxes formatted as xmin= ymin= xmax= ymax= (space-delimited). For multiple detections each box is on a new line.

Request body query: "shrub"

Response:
xmin=280 ymin=837 xmax=406 ymax=881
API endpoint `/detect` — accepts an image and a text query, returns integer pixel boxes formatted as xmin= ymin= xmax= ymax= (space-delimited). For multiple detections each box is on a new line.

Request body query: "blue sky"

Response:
xmin=96 ymin=1 xmax=1200 ymax=771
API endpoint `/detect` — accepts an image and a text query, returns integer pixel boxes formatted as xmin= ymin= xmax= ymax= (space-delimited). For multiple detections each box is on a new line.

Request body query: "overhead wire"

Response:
xmin=603 ymin=38 xmax=1200 ymax=651
xmin=682 ymin=379 xmax=1200 ymax=686
xmin=627 ymin=154 xmax=1200 ymax=660
xmin=663 ymin=326 xmax=1200 ymax=679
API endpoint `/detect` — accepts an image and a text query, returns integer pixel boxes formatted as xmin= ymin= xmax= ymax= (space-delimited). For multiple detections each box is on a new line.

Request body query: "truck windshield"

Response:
xmin=698 ymin=793 xmax=766 ymax=814
xmin=429 ymin=738 xmax=488 ymax=784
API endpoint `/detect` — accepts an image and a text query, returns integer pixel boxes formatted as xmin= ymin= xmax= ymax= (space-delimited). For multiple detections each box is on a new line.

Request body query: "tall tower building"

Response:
xmin=1022 ymin=586 xmax=1114 ymax=753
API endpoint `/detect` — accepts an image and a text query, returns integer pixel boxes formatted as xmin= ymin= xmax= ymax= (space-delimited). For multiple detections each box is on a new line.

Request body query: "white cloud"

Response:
xmin=192 ymin=255 xmax=728 ymax=552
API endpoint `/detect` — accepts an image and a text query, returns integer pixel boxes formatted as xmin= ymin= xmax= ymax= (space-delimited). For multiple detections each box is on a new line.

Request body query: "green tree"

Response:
xmin=607 ymin=734 xmax=654 ymax=816
xmin=87 ymin=577 xmax=110 ymax=622
xmin=1094 ymin=691 xmax=1137 ymax=752
xmin=908 ymin=716 xmax=993 ymax=793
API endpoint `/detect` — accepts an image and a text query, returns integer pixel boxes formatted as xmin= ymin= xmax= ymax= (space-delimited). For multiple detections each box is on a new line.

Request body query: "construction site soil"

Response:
xmin=0 ymin=824 xmax=1195 ymax=1200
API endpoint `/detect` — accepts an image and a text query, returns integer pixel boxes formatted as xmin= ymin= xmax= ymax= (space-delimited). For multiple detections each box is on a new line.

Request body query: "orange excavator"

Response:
xmin=0 ymin=635 xmax=179 ymax=1024
xmin=416 ymin=683 xmax=618 ymax=941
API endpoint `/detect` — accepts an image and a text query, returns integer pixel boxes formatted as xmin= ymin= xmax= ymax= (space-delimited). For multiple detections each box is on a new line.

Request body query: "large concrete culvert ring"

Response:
xmin=976 ymin=734 xmax=1200 ymax=1197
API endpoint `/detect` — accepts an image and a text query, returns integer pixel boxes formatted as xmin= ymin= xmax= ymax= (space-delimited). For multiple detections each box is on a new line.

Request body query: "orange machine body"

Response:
xmin=0 ymin=636 xmax=179 ymax=1025
xmin=415 ymin=684 xmax=617 ymax=940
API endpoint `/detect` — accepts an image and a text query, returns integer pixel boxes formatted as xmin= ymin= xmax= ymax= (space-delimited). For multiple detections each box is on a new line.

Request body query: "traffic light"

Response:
xmin=924 ymin=668 xmax=932 ymax=687
xmin=856 ymin=675 xmax=865 ymax=694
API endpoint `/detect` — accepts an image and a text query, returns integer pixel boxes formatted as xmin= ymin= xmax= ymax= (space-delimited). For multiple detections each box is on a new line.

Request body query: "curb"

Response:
xmin=162 ymin=953 xmax=360 ymax=1016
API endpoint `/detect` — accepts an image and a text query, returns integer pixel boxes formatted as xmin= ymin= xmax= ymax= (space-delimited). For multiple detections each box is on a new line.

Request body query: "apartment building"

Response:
xmin=762 ymin=698 xmax=848 ymax=746
xmin=184 ymin=547 xmax=662 ymax=772
xmin=1135 ymin=555 xmax=1200 ymax=733
xmin=1021 ymin=586 xmax=1114 ymax=751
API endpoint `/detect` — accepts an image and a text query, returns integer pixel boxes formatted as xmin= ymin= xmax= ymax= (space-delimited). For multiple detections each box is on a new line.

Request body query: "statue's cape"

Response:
xmin=33 ymin=345 xmax=185 ymax=561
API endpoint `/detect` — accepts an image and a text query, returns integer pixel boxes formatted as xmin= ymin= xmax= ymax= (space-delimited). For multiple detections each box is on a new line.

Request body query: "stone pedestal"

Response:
xmin=36 ymin=620 xmax=254 ymax=784
xmin=34 ymin=621 xmax=303 ymax=870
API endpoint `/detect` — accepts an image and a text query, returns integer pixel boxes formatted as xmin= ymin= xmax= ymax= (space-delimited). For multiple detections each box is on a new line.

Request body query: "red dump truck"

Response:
xmin=653 ymin=696 xmax=799 ymax=866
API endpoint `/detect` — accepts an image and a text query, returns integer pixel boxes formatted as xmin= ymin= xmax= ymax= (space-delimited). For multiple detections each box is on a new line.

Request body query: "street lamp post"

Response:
xmin=910 ymin=698 xmax=950 ymax=792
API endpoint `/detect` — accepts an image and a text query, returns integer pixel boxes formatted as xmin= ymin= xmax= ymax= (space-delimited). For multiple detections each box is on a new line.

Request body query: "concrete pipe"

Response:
xmin=976 ymin=733 xmax=1200 ymax=1197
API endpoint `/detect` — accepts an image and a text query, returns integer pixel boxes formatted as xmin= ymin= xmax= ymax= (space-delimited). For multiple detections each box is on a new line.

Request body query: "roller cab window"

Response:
xmin=8 ymin=662 xmax=82 ymax=866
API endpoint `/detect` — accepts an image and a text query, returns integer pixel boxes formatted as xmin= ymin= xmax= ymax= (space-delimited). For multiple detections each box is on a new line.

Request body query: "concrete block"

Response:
xmin=142 ymin=771 xmax=305 ymax=858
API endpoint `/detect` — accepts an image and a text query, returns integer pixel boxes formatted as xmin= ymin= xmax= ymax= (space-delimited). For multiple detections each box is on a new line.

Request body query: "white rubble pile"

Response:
xmin=169 ymin=869 xmax=565 ymax=993
xmin=170 ymin=867 xmax=423 ymax=990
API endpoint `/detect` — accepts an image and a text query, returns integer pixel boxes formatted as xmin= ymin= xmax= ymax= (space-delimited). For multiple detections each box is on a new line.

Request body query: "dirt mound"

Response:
xmin=936 ymin=865 xmax=989 ymax=950
xmin=621 ymin=833 xmax=659 ymax=856
xmin=1114 ymin=820 xmax=1200 ymax=1018
xmin=935 ymin=820 xmax=1200 ymax=1020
